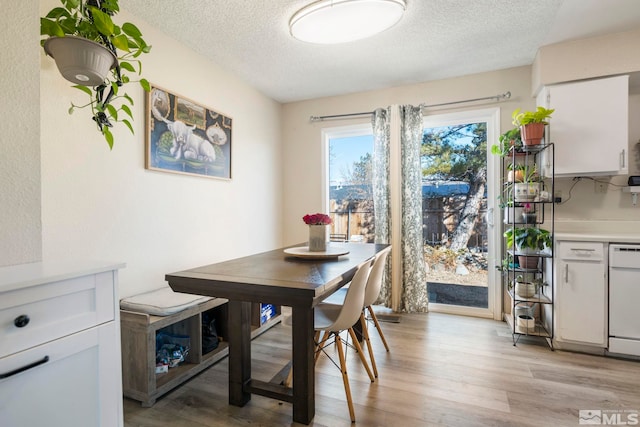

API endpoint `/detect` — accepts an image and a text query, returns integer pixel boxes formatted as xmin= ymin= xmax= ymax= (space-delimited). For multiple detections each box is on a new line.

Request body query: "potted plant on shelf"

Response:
xmin=513 ymin=164 xmax=540 ymax=202
xmin=504 ymin=226 xmax=552 ymax=269
xmin=496 ymin=253 xmax=517 ymax=276
xmin=521 ymin=202 xmax=537 ymax=224
xmin=41 ymin=0 xmax=152 ymax=148
xmin=499 ymin=192 xmax=524 ymax=224
xmin=491 ymin=127 xmax=523 ymax=157
xmin=506 ymin=162 xmax=525 ymax=183
xmin=514 ymin=274 xmax=537 ymax=298
xmin=511 ymin=106 xmax=554 ymax=147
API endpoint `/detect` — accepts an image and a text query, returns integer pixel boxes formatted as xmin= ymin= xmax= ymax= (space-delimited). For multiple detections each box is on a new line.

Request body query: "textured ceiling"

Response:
xmin=121 ymin=0 xmax=640 ymax=103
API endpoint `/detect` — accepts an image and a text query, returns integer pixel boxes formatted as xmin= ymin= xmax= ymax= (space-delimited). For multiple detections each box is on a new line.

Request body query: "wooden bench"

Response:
xmin=120 ymin=287 xmax=229 ymax=406
xmin=120 ymin=287 xmax=282 ymax=407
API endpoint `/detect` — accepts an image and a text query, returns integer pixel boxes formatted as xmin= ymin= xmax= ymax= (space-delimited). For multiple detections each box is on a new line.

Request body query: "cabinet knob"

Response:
xmin=14 ymin=314 xmax=30 ymax=328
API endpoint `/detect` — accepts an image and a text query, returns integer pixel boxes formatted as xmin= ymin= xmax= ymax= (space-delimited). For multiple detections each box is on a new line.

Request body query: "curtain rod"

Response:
xmin=309 ymin=91 xmax=511 ymax=122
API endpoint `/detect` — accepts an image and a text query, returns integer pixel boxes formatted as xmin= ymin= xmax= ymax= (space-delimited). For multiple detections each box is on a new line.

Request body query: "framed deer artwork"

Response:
xmin=145 ymin=85 xmax=232 ymax=180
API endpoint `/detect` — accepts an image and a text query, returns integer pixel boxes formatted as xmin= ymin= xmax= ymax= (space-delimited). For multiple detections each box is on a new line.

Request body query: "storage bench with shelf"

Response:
xmin=120 ymin=287 xmax=282 ymax=407
xmin=120 ymin=290 xmax=229 ymax=407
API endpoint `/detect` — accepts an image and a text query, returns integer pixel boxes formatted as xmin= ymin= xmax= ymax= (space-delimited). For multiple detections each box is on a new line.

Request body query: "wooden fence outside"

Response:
xmin=329 ymin=196 xmax=487 ymax=250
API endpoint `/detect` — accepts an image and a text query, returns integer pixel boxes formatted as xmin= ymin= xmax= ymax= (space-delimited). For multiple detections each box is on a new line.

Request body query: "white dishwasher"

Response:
xmin=609 ymin=244 xmax=640 ymax=356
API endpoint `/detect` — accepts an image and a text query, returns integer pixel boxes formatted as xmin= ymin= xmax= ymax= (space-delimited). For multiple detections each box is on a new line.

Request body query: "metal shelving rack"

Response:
xmin=501 ymin=141 xmax=554 ymax=349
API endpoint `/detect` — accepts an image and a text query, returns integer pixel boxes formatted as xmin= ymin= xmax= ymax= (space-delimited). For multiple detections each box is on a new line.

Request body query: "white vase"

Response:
xmin=503 ymin=206 xmax=524 ymax=224
xmin=308 ymin=225 xmax=327 ymax=252
xmin=515 ymin=281 xmax=536 ymax=298
xmin=516 ymin=314 xmax=536 ymax=333
xmin=514 ymin=182 xmax=540 ymax=201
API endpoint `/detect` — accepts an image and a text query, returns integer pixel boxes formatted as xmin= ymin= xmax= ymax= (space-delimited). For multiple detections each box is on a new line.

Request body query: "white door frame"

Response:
xmin=422 ymin=108 xmax=502 ymax=320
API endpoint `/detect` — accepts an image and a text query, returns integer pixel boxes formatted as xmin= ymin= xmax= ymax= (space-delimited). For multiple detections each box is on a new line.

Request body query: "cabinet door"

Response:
xmin=556 ymin=258 xmax=607 ymax=346
xmin=540 ymin=75 xmax=628 ymax=176
xmin=0 ymin=322 xmax=122 ymax=427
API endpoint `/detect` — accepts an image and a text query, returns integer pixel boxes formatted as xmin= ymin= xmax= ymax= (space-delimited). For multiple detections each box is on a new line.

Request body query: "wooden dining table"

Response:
xmin=165 ymin=242 xmax=388 ymax=424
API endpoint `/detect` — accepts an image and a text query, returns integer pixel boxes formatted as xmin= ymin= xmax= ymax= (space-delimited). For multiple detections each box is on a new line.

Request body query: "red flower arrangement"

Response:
xmin=302 ymin=213 xmax=332 ymax=225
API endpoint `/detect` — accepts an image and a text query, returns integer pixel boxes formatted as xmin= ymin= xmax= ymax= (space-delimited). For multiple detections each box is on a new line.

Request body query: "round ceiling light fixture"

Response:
xmin=289 ymin=0 xmax=406 ymax=44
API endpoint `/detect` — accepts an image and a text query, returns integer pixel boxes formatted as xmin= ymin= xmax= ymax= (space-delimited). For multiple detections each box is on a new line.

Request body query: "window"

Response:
xmin=324 ymin=124 xmax=374 ymax=242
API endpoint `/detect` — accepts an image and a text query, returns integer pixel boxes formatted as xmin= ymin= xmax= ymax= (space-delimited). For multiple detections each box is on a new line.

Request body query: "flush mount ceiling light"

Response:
xmin=289 ymin=0 xmax=406 ymax=44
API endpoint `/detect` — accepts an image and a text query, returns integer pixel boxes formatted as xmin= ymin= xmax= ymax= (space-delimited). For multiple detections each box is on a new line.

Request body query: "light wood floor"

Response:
xmin=123 ymin=312 xmax=640 ymax=426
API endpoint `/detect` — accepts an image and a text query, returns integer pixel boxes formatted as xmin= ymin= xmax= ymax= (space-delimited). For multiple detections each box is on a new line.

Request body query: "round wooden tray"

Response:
xmin=283 ymin=246 xmax=350 ymax=259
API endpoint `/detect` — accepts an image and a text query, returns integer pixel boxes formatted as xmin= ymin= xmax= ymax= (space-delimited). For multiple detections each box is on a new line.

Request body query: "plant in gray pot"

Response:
xmin=41 ymin=0 xmax=151 ymax=148
xmin=504 ymin=226 xmax=552 ymax=269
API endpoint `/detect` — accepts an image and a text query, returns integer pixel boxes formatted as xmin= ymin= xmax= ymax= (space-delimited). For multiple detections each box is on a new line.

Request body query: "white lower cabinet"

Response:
xmin=555 ymin=241 xmax=608 ymax=347
xmin=0 ymin=322 xmax=121 ymax=427
xmin=0 ymin=262 xmax=124 ymax=427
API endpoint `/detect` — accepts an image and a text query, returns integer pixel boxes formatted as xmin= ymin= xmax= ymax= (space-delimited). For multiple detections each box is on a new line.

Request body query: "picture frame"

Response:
xmin=145 ymin=85 xmax=232 ymax=180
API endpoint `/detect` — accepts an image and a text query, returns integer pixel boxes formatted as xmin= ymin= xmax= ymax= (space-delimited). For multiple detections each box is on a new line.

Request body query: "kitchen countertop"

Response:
xmin=554 ymin=220 xmax=640 ymax=243
xmin=0 ymin=259 xmax=125 ymax=294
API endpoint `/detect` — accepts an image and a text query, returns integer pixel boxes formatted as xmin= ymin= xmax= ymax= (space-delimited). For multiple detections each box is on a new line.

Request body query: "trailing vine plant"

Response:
xmin=41 ymin=0 xmax=151 ymax=148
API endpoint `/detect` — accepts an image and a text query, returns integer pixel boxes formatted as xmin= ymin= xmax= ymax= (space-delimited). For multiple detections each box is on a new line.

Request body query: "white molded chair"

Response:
xmin=323 ymin=246 xmax=392 ymax=378
xmin=284 ymin=259 xmax=374 ymax=422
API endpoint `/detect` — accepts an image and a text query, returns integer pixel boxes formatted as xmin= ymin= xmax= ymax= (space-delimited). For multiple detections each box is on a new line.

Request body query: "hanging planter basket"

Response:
xmin=44 ymin=36 xmax=117 ymax=86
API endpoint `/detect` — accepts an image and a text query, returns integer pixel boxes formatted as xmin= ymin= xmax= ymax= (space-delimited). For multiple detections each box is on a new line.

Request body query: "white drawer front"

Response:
xmin=0 ymin=271 xmax=115 ymax=358
xmin=557 ymin=241 xmax=606 ymax=261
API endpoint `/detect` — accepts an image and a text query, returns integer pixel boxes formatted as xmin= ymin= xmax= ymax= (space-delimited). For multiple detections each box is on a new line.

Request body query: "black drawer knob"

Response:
xmin=14 ymin=314 xmax=30 ymax=328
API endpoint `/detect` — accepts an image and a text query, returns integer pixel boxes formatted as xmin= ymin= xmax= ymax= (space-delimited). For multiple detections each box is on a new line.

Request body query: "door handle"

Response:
xmin=564 ymin=264 xmax=569 ymax=283
xmin=0 ymin=356 xmax=49 ymax=379
xmin=486 ymin=207 xmax=494 ymax=228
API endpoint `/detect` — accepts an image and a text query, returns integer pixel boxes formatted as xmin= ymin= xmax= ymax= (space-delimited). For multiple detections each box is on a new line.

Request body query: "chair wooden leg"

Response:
xmin=367 ymin=305 xmax=390 ymax=352
xmin=283 ymin=363 xmax=293 ymax=388
xmin=315 ymin=330 xmax=331 ymax=364
xmin=347 ymin=328 xmax=374 ymax=383
xmin=335 ymin=336 xmax=356 ymax=423
xmin=359 ymin=312 xmax=378 ymax=378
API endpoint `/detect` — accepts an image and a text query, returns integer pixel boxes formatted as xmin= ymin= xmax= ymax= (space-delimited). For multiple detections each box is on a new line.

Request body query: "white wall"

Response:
xmin=533 ymin=28 xmax=640 ymax=95
xmin=39 ymin=1 xmax=284 ymax=297
xmin=0 ymin=2 xmax=42 ymax=266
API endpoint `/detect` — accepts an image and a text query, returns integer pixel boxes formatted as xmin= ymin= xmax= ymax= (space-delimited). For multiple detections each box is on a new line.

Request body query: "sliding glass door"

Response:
xmin=422 ymin=109 xmax=501 ymax=318
xmin=323 ymin=111 xmax=501 ymax=319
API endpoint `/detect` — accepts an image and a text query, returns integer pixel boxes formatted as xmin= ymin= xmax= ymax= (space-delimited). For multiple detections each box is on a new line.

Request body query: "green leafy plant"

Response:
xmin=520 ymin=164 xmax=539 ymax=183
xmin=511 ymin=107 xmax=555 ymax=127
xmin=491 ymin=127 xmax=522 ymax=156
xmin=504 ymin=227 xmax=552 ymax=252
xmin=497 ymin=194 xmax=514 ymax=209
xmin=41 ymin=0 xmax=152 ymax=148
xmin=496 ymin=253 xmax=516 ymax=274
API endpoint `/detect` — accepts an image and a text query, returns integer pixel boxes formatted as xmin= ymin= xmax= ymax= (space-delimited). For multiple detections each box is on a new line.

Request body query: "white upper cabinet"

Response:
xmin=538 ymin=75 xmax=629 ymax=177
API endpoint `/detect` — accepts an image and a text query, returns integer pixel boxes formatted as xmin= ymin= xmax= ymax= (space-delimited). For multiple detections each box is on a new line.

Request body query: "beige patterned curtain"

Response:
xmin=372 ymin=107 xmax=392 ymax=305
xmin=372 ymin=105 xmax=429 ymax=313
